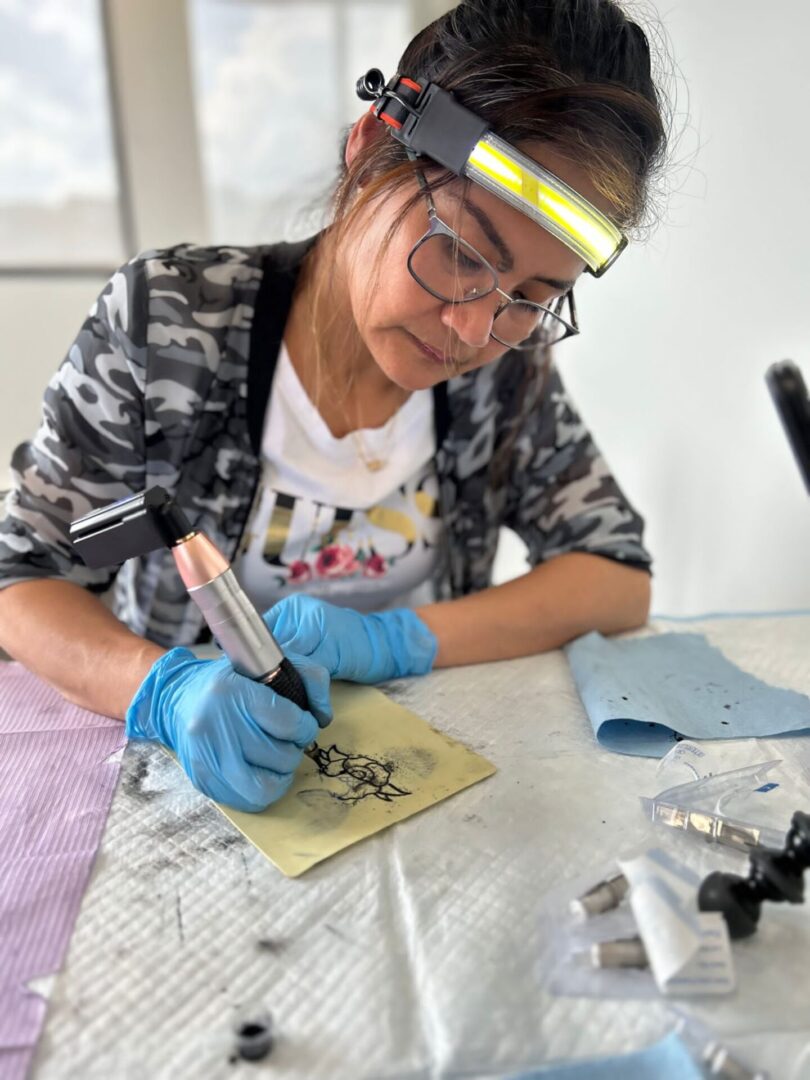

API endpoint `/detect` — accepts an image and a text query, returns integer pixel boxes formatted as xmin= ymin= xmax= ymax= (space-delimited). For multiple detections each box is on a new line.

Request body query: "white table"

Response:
xmin=26 ymin=614 xmax=810 ymax=1079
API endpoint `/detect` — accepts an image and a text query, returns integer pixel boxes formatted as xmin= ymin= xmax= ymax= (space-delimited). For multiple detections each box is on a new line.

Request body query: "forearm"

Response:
xmin=0 ymin=579 xmax=165 ymax=719
xmin=417 ymin=552 xmax=651 ymax=667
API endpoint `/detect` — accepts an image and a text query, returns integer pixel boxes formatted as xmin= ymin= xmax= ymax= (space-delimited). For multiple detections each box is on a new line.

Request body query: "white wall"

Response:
xmin=2 ymin=0 xmax=808 ymax=616
xmin=553 ymin=1 xmax=810 ymax=615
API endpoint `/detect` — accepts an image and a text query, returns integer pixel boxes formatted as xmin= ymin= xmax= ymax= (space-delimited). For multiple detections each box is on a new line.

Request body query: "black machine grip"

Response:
xmin=267 ymin=657 xmax=310 ymax=712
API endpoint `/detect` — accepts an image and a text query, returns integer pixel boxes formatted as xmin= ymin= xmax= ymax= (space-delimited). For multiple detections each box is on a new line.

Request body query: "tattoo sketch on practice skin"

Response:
xmin=309 ymin=745 xmax=411 ymax=803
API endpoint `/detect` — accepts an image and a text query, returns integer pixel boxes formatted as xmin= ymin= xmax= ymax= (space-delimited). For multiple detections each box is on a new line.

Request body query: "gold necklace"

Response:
xmin=294 ymin=305 xmax=405 ymax=473
xmin=329 ymin=358 xmax=406 ymax=473
xmin=349 ymin=408 xmax=399 ymax=473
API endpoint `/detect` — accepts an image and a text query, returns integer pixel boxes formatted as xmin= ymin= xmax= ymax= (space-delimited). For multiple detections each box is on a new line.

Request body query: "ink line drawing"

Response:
xmin=309 ymin=744 xmax=411 ymax=803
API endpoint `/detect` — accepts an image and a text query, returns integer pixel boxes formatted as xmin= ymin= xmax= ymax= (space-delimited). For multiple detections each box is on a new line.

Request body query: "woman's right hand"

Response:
xmin=126 ymin=648 xmax=332 ymax=812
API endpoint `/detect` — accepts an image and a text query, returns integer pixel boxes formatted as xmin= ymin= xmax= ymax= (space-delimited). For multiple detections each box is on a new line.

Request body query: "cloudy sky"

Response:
xmin=0 ymin=0 xmax=116 ymax=204
xmin=0 ymin=0 xmax=409 ymax=198
xmin=0 ymin=0 xmax=410 ymax=247
xmin=189 ymin=0 xmax=409 ymax=216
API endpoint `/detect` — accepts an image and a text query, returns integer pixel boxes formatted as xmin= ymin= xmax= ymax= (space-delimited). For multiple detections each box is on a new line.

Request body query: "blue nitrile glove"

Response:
xmin=262 ymin=595 xmax=438 ymax=684
xmin=126 ymin=648 xmax=332 ymax=813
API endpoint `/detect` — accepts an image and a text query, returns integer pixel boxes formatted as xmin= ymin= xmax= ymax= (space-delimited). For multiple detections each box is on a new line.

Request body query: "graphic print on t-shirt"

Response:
xmin=236 ymin=462 xmax=442 ymax=612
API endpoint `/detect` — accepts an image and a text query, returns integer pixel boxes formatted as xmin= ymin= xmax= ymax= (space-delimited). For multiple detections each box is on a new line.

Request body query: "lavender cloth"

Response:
xmin=0 ymin=663 xmax=125 ymax=1080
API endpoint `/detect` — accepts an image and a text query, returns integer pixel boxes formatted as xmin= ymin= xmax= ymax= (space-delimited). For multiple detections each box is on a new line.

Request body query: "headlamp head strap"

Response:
xmin=356 ymin=68 xmax=627 ymax=277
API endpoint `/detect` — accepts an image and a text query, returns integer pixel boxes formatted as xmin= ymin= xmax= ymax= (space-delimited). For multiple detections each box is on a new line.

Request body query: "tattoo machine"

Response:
xmin=69 ymin=486 xmax=309 ymax=710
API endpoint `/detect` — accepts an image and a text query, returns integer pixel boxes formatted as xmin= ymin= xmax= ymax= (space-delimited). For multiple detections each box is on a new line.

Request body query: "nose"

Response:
xmin=439 ymin=297 xmax=497 ymax=350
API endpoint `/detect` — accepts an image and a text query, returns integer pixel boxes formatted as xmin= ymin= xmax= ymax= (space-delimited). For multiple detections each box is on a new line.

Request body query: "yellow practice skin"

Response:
xmin=218 ymin=682 xmax=496 ymax=877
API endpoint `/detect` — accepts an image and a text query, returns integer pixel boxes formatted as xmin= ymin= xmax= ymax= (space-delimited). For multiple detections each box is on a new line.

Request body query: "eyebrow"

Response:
xmin=443 ymin=189 xmax=578 ymax=293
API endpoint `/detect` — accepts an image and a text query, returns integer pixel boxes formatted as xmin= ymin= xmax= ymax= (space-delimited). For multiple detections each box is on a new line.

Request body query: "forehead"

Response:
xmin=434 ymin=181 xmax=583 ymax=286
xmin=434 ymin=142 xmax=608 ymax=285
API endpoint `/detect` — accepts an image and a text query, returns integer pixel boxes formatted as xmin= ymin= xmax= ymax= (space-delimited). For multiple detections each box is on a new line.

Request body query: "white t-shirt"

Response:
xmin=235 ymin=342 xmax=442 ymax=613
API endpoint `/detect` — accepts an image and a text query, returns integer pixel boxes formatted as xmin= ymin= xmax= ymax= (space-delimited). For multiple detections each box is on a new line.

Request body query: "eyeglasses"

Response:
xmin=406 ymin=176 xmax=579 ymax=351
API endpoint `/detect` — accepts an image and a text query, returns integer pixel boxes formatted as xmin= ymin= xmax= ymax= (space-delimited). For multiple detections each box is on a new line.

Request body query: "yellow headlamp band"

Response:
xmin=358 ymin=71 xmax=627 ymax=274
xmin=466 ymin=133 xmax=626 ymax=276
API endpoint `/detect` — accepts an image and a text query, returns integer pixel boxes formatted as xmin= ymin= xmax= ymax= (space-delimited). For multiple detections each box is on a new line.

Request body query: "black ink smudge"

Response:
xmin=121 ymin=756 xmax=162 ymax=802
xmin=386 ymin=746 xmax=436 ymax=779
xmin=256 ymin=938 xmax=286 ymax=954
xmin=212 ymin=833 xmax=246 ymax=851
xmin=324 ymin=924 xmax=351 ymax=942
xmin=297 ymin=788 xmax=352 ymax=828
xmin=175 ymin=894 xmax=185 ymax=944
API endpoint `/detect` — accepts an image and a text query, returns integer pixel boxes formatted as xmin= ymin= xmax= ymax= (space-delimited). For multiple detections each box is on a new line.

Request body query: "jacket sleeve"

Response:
xmin=504 ymin=362 xmax=653 ymax=572
xmin=0 ymin=259 xmax=149 ymax=594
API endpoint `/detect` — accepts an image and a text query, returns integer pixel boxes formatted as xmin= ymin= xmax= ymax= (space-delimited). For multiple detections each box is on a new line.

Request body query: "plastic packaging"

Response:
xmin=675 ymin=1016 xmax=769 ymax=1079
xmin=640 ymin=741 xmax=810 ymax=854
xmin=538 ymin=850 xmax=735 ymax=1001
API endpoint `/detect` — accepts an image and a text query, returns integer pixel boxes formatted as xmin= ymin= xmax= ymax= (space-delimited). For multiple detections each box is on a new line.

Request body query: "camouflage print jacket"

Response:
xmin=0 ymin=240 xmax=651 ymax=648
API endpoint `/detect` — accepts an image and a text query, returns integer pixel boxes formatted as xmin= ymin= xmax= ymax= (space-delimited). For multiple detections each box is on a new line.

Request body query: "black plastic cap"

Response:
xmin=236 ymin=1017 xmax=274 ymax=1062
xmin=356 ymin=68 xmax=386 ymax=100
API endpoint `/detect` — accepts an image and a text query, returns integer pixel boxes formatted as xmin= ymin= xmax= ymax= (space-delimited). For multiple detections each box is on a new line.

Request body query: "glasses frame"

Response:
xmin=406 ymin=173 xmax=580 ymax=351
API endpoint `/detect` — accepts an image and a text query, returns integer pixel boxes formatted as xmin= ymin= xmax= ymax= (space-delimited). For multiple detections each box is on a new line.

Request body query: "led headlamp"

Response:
xmin=357 ymin=69 xmax=627 ymax=277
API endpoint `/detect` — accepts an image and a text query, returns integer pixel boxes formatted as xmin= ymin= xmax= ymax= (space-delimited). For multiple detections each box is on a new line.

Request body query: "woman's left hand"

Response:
xmin=263 ymin=595 xmax=437 ymax=684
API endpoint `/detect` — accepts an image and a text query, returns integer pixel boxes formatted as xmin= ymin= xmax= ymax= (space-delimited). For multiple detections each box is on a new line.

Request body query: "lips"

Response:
xmin=415 ymin=336 xmax=452 ymax=363
xmin=408 ymin=332 xmax=464 ymax=366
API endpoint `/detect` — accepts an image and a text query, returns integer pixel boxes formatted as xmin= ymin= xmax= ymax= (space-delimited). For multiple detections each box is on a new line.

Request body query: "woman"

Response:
xmin=0 ymin=0 xmax=668 ymax=811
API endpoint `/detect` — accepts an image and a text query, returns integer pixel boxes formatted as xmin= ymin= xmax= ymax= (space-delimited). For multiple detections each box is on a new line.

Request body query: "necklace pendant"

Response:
xmin=365 ymin=458 xmax=385 ymax=473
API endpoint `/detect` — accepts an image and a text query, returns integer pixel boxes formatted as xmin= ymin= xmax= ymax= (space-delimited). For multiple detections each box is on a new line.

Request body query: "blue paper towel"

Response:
xmin=564 ymin=631 xmax=810 ymax=757
xmin=510 ymin=1031 xmax=701 ymax=1079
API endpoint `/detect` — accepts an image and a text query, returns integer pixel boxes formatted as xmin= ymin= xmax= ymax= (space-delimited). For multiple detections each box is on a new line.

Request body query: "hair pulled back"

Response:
xmin=338 ymin=0 xmax=668 ymax=234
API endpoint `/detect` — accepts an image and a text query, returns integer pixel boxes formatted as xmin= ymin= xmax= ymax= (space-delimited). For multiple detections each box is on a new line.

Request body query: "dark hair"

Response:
xmin=337 ymin=0 xmax=668 ymax=233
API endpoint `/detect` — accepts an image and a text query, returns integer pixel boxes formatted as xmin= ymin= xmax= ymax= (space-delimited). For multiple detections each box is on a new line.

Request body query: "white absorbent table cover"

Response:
xmin=28 ymin=615 xmax=810 ymax=1079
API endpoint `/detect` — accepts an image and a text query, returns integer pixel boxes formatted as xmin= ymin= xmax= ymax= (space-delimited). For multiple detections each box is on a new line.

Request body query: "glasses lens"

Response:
xmin=493 ymin=300 xmax=570 ymax=349
xmin=409 ymin=232 xmax=496 ymax=303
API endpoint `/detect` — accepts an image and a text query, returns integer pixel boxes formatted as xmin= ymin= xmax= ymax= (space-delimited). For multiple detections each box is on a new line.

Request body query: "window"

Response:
xmin=188 ymin=0 xmax=409 ymax=245
xmin=0 ymin=0 xmax=124 ymax=268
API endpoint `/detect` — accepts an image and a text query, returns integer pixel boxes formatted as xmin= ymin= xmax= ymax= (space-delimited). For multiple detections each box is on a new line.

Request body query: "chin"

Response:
xmin=383 ymin=363 xmax=442 ymax=392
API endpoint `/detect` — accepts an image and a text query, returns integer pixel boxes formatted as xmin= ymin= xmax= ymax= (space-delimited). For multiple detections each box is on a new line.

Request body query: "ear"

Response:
xmin=345 ymin=109 xmax=386 ymax=170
